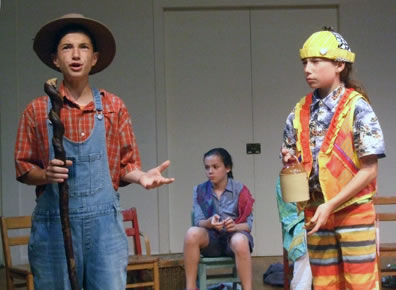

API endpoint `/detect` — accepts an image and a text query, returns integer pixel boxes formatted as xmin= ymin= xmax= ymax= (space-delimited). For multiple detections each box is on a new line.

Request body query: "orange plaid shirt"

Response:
xmin=15 ymin=83 xmax=141 ymax=194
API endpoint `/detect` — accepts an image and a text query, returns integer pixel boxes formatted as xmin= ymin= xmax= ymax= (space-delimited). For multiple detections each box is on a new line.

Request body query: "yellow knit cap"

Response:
xmin=300 ymin=30 xmax=355 ymax=63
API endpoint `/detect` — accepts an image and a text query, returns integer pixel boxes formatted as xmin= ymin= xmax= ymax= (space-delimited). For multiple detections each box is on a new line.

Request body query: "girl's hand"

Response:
xmin=46 ymin=159 xmax=72 ymax=183
xmin=223 ymin=217 xmax=237 ymax=232
xmin=281 ymin=148 xmax=297 ymax=165
xmin=211 ymin=214 xmax=224 ymax=231
xmin=306 ymin=202 xmax=334 ymax=235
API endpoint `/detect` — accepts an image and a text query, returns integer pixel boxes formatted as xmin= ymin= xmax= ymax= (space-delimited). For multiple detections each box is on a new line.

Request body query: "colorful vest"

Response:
xmin=196 ymin=180 xmax=254 ymax=224
xmin=293 ymin=88 xmax=376 ymax=211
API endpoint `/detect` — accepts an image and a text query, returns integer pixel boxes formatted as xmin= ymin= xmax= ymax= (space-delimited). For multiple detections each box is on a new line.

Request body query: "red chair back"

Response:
xmin=122 ymin=207 xmax=143 ymax=255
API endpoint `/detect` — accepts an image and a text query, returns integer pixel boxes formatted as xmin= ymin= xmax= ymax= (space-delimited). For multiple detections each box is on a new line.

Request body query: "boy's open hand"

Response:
xmin=138 ymin=160 xmax=175 ymax=189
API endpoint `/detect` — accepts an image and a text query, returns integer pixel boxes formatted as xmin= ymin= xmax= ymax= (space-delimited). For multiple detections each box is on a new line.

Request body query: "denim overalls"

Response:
xmin=28 ymin=89 xmax=128 ymax=290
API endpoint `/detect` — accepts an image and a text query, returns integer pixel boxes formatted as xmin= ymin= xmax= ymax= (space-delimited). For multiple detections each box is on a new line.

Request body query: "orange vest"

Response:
xmin=293 ymin=88 xmax=376 ymax=211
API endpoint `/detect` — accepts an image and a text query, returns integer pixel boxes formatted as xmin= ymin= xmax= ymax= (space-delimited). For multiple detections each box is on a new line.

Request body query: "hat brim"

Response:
xmin=33 ymin=14 xmax=116 ymax=75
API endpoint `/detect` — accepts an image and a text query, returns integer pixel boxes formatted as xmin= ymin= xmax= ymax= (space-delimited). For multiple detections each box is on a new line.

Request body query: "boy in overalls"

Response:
xmin=14 ymin=13 xmax=174 ymax=289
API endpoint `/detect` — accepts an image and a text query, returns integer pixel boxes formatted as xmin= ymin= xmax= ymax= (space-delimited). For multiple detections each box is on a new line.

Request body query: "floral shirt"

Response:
xmin=282 ymin=85 xmax=386 ymax=194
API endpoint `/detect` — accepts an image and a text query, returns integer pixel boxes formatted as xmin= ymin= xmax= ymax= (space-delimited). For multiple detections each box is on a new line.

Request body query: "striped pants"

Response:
xmin=304 ymin=202 xmax=379 ymax=290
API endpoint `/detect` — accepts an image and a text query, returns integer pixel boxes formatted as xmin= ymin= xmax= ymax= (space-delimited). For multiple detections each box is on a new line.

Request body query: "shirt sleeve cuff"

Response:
xmin=119 ymin=164 xmax=142 ymax=187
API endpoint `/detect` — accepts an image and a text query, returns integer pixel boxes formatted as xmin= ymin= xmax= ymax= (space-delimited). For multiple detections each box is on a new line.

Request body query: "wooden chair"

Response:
xmin=198 ymin=256 xmax=239 ymax=290
xmin=283 ymin=248 xmax=292 ymax=290
xmin=0 ymin=215 xmax=34 ymax=290
xmin=122 ymin=208 xmax=160 ymax=290
xmin=191 ymin=211 xmax=240 ymax=290
xmin=373 ymin=196 xmax=396 ymax=290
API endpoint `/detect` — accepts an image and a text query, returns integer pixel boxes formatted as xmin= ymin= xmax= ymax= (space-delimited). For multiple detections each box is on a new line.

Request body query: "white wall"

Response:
xmin=1 ymin=0 xmax=395 ymax=263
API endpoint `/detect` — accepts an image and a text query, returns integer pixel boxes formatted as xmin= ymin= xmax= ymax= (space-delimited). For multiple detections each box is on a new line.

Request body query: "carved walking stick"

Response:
xmin=44 ymin=78 xmax=80 ymax=290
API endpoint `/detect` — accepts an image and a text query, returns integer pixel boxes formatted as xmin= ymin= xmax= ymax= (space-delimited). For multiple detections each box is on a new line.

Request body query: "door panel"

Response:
xmin=165 ymin=6 xmax=337 ymax=255
xmin=165 ymin=9 xmax=254 ymax=252
xmin=251 ymin=8 xmax=338 ymax=255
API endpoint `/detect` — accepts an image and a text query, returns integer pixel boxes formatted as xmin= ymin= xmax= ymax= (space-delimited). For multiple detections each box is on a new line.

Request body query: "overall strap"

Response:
xmin=93 ymin=88 xmax=104 ymax=120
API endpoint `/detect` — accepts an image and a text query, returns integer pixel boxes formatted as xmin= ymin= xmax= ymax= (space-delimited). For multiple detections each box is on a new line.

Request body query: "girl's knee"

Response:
xmin=184 ymin=226 xmax=207 ymax=245
xmin=230 ymin=233 xmax=250 ymax=254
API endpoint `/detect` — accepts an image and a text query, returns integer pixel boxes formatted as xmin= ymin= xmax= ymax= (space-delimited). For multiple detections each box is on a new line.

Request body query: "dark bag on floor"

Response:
xmin=263 ymin=262 xmax=284 ymax=287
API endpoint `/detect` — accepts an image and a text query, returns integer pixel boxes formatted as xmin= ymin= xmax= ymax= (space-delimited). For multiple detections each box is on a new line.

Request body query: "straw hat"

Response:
xmin=33 ymin=13 xmax=116 ymax=74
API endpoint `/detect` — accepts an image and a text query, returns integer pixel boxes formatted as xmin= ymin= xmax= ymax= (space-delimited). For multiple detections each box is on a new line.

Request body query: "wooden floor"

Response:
xmin=1 ymin=256 xmax=394 ymax=289
xmin=0 ymin=256 xmax=283 ymax=290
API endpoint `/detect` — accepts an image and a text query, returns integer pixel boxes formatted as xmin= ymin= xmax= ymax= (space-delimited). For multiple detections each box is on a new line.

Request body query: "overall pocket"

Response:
xmin=67 ymin=153 xmax=104 ymax=197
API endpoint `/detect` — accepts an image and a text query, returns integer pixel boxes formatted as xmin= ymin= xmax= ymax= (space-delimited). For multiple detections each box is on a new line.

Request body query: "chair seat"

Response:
xmin=8 ymin=264 xmax=32 ymax=279
xmin=380 ymin=242 xmax=396 ymax=252
xmin=9 ymin=264 xmax=33 ymax=290
xmin=128 ymin=255 xmax=159 ymax=265
xmin=200 ymin=256 xmax=234 ymax=263
xmin=199 ymin=256 xmax=237 ymax=270
xmin=10 ymin=264 xmax=31 ymax=276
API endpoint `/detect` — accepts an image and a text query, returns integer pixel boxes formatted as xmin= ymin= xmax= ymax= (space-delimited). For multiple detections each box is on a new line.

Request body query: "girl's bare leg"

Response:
xmin=230 ymin=233 xmax=252 ymax=290
xmin=183 ymin=226 xmax=209 ymax=289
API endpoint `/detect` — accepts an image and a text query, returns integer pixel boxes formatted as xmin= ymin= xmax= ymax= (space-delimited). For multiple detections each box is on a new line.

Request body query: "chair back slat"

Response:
xmin=373 ymin=195 xmax=396 ymax=286
xmin=0 ymin=215 xmax=33 ymax=290
xmin=377 ymin=213 xmax=396 ymax=221
xmin=122 ymin=207 xmax=143 ymax=255
xmin=125 ymin=228 xmax=137 ymax=236
xmin=373 ymin=196 xmax=396 ymax=205
xmin=5 ymin=216 xmax=32 ymax=229
xmin=9 ymin=236 xmax=30 ymax=246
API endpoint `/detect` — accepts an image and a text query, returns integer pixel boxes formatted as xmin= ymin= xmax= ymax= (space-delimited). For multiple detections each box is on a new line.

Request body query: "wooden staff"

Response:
xmin=44 ymin=78 xmax=80 ymax=290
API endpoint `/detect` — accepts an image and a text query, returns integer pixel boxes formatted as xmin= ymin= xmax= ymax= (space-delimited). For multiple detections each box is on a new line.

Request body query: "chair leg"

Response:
xmin=283 ymin=248 xmax=290 ymax=290
xmin=153 ymin=261 xmax=160 ymax=290
xmin=27 ymin=274 xmax=34 ymax=290
xmin=198 ymin=263 xmax=207 ymax=290
xmin=232 ymin=265 xmax=238 ymax=290
xmin=6 ymin=273 xmax=15 ymax=290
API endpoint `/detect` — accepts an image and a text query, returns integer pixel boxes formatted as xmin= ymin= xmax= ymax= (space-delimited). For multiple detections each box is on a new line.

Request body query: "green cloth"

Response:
xmin=275 ymin=177 xmax=307 ymax=262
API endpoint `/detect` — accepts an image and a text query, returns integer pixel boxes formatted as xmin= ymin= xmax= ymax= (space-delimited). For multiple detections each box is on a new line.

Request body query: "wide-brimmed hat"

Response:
xmin=33 ymin=13 xmax=116 ymax=74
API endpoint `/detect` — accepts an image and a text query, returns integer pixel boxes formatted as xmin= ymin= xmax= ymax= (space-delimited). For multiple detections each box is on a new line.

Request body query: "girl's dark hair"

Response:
xmin=322 ymin=26 xmax=370 ymax=102
xmin=203 ymin=147 xmax=234 ymax=178
xmin=53 ymin=24 xmax=97 ymax=54
xmin=340 ymin=63 xmax=370 ymax=102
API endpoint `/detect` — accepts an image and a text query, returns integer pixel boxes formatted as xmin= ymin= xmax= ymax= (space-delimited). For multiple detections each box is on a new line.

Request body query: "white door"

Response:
xmin=164 ymin=6 xmax=337 ymax=255
xmin=250 ymin=8 xmax=337 ymax=255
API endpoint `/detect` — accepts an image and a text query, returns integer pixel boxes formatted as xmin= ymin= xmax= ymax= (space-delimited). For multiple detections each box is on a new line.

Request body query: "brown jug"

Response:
xmin=280 ymin=161 xmax=309 ymax=202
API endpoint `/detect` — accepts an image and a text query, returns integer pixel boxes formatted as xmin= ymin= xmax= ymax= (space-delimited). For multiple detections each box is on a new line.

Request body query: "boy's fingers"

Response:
xmin=157 ymin=160 xmax=171 ymax=172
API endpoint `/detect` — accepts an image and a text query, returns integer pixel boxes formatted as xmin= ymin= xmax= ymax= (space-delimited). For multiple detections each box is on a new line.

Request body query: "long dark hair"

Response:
xmin=203 ymin=147 xmax=234 ymax=178
xmin=340 ymin=63 xmax=370 ymax=102
xmin=322 ymin=26 xmax=370 ymax=102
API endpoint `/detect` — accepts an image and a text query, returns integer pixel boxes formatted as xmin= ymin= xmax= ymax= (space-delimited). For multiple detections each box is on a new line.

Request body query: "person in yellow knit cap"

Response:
xmin=281 ymin=27 xmax=386 ymax=289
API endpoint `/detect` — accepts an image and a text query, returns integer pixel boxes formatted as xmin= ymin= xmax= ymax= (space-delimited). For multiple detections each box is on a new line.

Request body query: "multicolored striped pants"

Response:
xmin=305 ymin=202 xmax=379 ymax=290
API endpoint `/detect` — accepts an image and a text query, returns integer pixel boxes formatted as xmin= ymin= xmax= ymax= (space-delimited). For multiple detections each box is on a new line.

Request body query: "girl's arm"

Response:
xmin=307 ymin=154 xmax=378 ymax=235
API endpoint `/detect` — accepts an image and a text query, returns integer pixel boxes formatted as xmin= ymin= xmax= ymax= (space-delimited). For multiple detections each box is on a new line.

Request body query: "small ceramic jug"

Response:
xmin=280 ymin=160 xmax=309 ymax=203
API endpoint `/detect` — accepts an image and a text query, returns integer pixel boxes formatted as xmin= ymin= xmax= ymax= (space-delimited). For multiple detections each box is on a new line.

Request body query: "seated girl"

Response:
xmin=183 ymin=147 xmax=255 ymax=290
